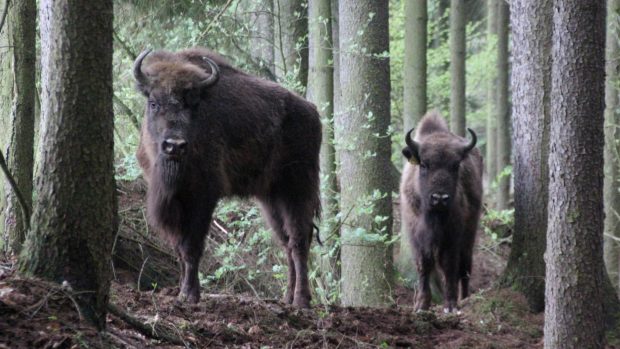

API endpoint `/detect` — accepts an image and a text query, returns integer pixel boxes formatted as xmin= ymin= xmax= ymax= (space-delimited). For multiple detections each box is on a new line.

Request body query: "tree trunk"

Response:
xmin=604 ymin=0 xmax=620 ymax=292
xmin=449 ymin=0 xmax=466 ymax=136
xmin=485 ymin=0 xmax=497 ymax=194
xmin=307 ymin=0 xmax=339 ymax=288
xmin=274 ymin=0 xmax=308 ymax=93
xmin=338 ymin=0 xmax=393 ymax=307
xmin=0 ymin=0 xmax=14 ymax=249
xmin=499 ymin=0 xmax=550 ymax=313
xmin=545 ymin=1 xmax=606 ymax=347
xmin=495 ymin=0 xmax=510 ymax=210
xmin=5 ymin=0 xmax=36 ymax=254
xmin=18 ymin=0 xmax=116 ymax=330
xmin=249 ymin=0 xmax=276 ymax=80
xmin=398 ymin=0 xmax=427 ymax=286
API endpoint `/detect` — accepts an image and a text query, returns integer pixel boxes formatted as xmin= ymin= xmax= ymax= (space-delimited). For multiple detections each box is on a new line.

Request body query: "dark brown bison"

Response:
xmin=400 ymin=111 xmax=483 ymax=312
xmin=133 ymin=47 xmax=321 ymax=308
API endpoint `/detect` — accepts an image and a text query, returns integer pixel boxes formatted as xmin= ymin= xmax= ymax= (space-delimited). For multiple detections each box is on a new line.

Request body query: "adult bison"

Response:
xmin=400 ymin=111 xmax=483 ymax=313
xmin=133 ymin=48 xmax=321 ymax=308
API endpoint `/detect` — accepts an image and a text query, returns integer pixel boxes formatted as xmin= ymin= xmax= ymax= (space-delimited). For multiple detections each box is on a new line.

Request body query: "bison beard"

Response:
xmin=160 ymin=158 xmax=182 ymax=188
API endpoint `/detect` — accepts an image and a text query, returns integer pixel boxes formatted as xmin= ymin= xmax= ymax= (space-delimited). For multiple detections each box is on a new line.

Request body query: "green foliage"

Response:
xmin=482 ymin=207 xmax=514 ymax=241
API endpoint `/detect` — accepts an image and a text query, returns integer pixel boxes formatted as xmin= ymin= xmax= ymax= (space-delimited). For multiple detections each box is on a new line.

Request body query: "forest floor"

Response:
xmin=0 ymin=180 xmax=569 ymax=348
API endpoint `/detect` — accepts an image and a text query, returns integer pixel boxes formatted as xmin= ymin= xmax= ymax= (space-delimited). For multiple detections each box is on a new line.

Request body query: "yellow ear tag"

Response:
xmin=408 ymin=157 xmax=419 ymax=165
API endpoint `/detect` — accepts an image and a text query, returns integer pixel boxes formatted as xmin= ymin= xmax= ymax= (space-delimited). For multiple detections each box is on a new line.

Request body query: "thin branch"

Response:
xmin=0 ymin=149 xmax=30 ymax=230
xmin=107 ymin=303 xmax=187 ymax=346
xmin=197 ymin=0 xmax=235 ymax=43
xmin=113 ymin=30 xmax=137 ymax=61
xmin=113 ymin=93 xmax=141 ymax=132
xmin=0 ymin=0 xmax=10 ymax=34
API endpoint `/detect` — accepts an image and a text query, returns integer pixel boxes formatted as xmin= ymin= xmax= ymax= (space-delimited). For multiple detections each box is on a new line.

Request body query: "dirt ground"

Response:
xmin=0 ymin=181 xmax=549 ymax=348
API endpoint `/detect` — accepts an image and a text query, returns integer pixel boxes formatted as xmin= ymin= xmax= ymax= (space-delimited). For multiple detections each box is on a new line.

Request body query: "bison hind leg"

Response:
xmin=259 ymin=200 xmax=296 ymax=304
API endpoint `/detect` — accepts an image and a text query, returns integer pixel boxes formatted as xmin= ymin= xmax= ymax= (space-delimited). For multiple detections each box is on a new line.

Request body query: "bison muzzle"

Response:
xmin=134 ymin=48 xmax=322 ymax=308
xmin=400 ymin=111 xmax=483 ymax=313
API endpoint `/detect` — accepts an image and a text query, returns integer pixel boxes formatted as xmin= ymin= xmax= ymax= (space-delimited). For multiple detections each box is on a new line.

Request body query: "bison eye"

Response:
xmin=420 ymin=162 xmax=429 ymax=170
xmin=149 ymin=101 xmax=160 ymax=112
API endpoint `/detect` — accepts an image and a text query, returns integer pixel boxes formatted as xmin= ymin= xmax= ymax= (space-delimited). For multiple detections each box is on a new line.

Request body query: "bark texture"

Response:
xmin=249 ymin=0 xmax=276 ymax=79
xmin=274 ymin=0 xmax=308 ymax=92
xmin=337 ymin=0 xmax=393 ymax=307
xmin=449 ymin=0 xmax=466 ymax=137
xmin=0 ymin=0 xmax=14 ymax=247
xmin=499 ymin=0 xmax=550 ymax=313
xmin=604 ymin=0 xmax=620 ymax=292
xmin=485 ymin=0 xmax=497 ymax=191
xmin=398 ymin=0 xmax=427 ymax=285
xmin=6 ymin=0 xmax=36 ymax=254
xmin=495 ymin=0 xmax=510 ymax=210
xmin=307 ymin=0 xmax=338 ymax=280
xmin=545 ymin=1 xmax=606 ymax=347
xmin=18 ymin=0 xmax=116 ymax=330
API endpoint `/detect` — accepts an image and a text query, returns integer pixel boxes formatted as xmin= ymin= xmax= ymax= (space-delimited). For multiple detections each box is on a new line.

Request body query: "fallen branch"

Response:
xmin=0 ymin=0 xmax=10 ymax=34
xmin=0 ymin=149 xmax=30 ymax=230
xmin=107 ymin=302 xmax=187 ymax=346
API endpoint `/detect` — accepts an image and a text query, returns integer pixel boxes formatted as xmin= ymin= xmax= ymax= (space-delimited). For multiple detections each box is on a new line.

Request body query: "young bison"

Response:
xmin=400 ymin=111 xmax=483 ymax=312
xmin=133 ymin=48 xmax=321 ymax=308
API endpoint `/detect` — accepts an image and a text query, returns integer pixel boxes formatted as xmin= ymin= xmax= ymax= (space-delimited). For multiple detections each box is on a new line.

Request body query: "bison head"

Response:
xmin=133 ymin=49 xmax=220 ymax=188
xmin=402 ymin=128 xmax=477 ymax=212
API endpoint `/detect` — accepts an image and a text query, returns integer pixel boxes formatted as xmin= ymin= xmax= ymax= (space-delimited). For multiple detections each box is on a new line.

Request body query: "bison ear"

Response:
xmin=402 ymin=147 xmax=420 ymax=165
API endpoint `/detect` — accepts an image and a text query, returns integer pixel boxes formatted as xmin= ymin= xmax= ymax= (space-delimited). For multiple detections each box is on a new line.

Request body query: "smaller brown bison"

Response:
xmin=400 ymin=111 xmax=483 ymax=312
xmin=133 ymin=48 xmax=321 ymax=308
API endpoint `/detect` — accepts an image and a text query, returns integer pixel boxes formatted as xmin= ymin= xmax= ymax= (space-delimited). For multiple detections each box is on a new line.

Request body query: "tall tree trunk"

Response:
xmin=18 ymin=0 xmax=116 ymax=330
xmin=249 ymin=0 xmax=276 ymax=80
xmin=5 ymin=0 xmax=36 ymax=254
xmin=485 ymin=0 xmax=498 ymax=194
xmin=338 ymin=0 xmax=393 ymax=307
xmin=499 ymin=0 xmax=550 ymax=313
xmin=274 ymin=0 xmax=308 ymax=93
xmin=0 ymin=0 xmax=13 ymax=249
xmin=449 ymin=0 xmax=466 ymax=136
xmin=495 ymin=0 xmax=510 ymax=210
xmin=307 ymin=0 xmax=339 ymax=289
xmin=545 ymin=1 xmax=606 ymax=347
xmin=398 ymin=0 xmax=427 ymax=286
xmin=605 ymin=0 xmax=620 ymax=292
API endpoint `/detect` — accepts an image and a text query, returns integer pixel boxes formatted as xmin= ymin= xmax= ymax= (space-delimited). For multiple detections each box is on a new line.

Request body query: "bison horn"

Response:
xmin=197 ymin=56 xmax=220 ymax=89
xmin=405 ymin=128 xmax=417 ymax=151
xmin=133 ymin=49 xmax=152 ymax=87
xmin=464 ymin=128 xmax=477 ymax=153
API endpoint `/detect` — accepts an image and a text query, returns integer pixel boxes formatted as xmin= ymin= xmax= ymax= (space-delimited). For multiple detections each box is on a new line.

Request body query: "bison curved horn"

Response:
xmin=133 ymin=49 xmax=152 ymax=87
xmin=405 ymin=128 xmax=417 ymax=150
xmin=463 ymin=128 xmax=477 ymax=153
xmin=197 ymin=56 xmax=220 ymax=89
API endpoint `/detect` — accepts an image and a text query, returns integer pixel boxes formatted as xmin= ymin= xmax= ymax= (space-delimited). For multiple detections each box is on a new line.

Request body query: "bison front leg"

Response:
xmin=414 ymin=252 xmax=434 ymax=311
xmin=439 ymin=249 xmax=459 ymax=313
xmin=177 ymin=205 xmax=214 ymax=304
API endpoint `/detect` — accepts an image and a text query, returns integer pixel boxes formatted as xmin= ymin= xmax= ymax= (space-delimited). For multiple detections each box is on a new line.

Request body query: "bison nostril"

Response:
xmin=430 ymin=193 xmax=450 ymax=207
xmin=162 ymin=138 xmax=187 ymax=156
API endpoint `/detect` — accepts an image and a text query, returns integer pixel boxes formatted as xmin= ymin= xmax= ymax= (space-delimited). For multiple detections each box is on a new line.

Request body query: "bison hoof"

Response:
xmin=442 ymin=304 xmax=459 ymax=314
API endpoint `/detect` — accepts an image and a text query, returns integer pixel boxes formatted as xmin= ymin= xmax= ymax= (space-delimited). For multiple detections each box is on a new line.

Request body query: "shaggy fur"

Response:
xmin=136 ymin=47 xmax=321 ymax=307
xmin=400 ymin=111 xmax=483 ymax=312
